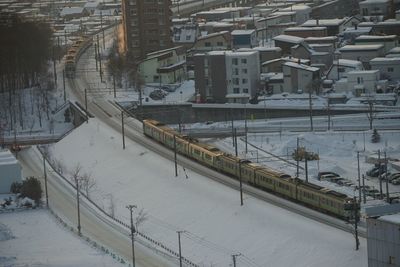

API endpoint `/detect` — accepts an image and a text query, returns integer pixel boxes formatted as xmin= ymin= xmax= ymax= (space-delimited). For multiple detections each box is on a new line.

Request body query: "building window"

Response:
xmin=357 ymin=77 xmax=363 ymax=84
xmin=233 ymin=88 xmax=239 ymax=93
xmin=217 ymin=41 xmax=223 ymax=46
xmin=233 ymin=68 xmax=239 ymax=75
xmin=241 ymin=58 xmax=247 ymax=64
xmin=242 ymin=78 xmax=248 ymax=84
xmin=205 ymin=42 xmax=211 ymax=47
xmin=388 ymin=67 xmax=394 ymax=72
xmin=243 ymin=88 xmax=248 ymax=93
xmin=338 ymin=68 xmax=345 ymax=73
xmin=242 ymin=68 xmax=247 ymax=74
xmin=232 ymin=58 xmax=238 ymax=65
xmin=389 ymin=256 xmax=395 ymax=264
xmin=233 ymin=78 xmax=239 ymax=85
xmin=186 ymin=35 xmax=191 ymax=41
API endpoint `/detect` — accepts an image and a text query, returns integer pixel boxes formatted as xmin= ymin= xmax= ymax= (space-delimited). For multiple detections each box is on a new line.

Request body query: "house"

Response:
xmin=0 ymin=150 xmax=22 ymax=194
xmin=84 ymin=1 xmax=100 ymax=15
xmin=334 ymin=70 xmax=387 ymax=95
xmin=301 ymin=18 xmax=347 ymax=36
xmin=386 ymin=46 xmax=400 ymax=57
xmin=60 ymin=7 xmax=89 ymax=21
xmin=291 ymin=42 xmax=333 ymax=71
xmin=173 ymin=23 xmax=199 ymax=48
xmin=225 ymin=51 xmax=260 ymax=103
xmin=199 ymin=21 xmax=234 ymax=34
xmin=138 ymin=47 xmax=186 ymax=84
xmin=279 ymin=4 xmax=312 ymax=25
xmin=282 ymin=62 xmax=321 ymax=94
xmin=260 ymin=72 xmax=284 ymax=94
xmin=284 ymin=26 xmax=327 ymax=38
xmin=273 ymin=34 xmax=304 ymax=55
xmin=326 ymin=59 xmax=364 ymax=81
xmin=261 ymin=57 xmax=310 ymax=73
xmin=194 ymin=51 xmax=227 ymax=103
xmin=191 ymin=31 xmax=231 ymax=52
xmin=370 ymin=57 xmax=400 ymax=81
xmin=359 ymin=0 xmax=393 ymax=21
xmin=238 ymin=46 xmax=282 ymax=68
xmin=340 ymin=26 xmax=373 ymax=43
xmin=231 ymin=29 xmax=257 ymax=49
xmin=339 ymin=44 xmax=385 ymax=68
xmin=311 ymin=0 xmax=359 ymax=19
xmin=304 ymin=36 xmax=338 ymax=48
xmin=355 ymin=35 xmax=399 ymax=54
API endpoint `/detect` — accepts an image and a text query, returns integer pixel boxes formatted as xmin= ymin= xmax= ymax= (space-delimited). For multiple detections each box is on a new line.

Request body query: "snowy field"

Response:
xmin=0 ymin=209 xmax=125 ymax=267
xmin=44 ymin=118 xmax=368 ymax=267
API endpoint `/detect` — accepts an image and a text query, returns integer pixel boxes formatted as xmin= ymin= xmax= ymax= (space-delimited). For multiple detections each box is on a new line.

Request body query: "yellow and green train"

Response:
xmin=143 ymin=119 xmax=358 ymax=220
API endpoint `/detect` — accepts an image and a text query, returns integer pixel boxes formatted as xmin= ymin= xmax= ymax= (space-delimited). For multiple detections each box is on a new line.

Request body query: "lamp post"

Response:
xmin=126 ymin=204 xmax=137 ymax=267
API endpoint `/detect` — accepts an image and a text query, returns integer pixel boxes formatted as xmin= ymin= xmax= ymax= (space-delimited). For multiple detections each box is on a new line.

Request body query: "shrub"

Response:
xmin=10 ymin=181 xmax=22 ymax=194
xmin=20 ymin=177 xmax=42 ymax=205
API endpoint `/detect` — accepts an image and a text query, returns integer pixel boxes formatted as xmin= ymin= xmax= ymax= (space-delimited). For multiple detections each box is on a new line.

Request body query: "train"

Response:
xmin=143 ymin=119 xmax=359 ymax=221
xmin=65 ymin=36 xmax=93 ymax=79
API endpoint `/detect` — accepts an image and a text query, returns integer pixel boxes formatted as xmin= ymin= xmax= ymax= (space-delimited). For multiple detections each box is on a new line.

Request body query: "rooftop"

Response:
xmin=273 ymin=34 xmax=304 ymax=44
xmin=339 ymin=44 xmax=384 ymax=51
xmin=302 ymin=18 xmax=346 ymax=27
xmin=284 ymin=61 xmax=319 ymax=72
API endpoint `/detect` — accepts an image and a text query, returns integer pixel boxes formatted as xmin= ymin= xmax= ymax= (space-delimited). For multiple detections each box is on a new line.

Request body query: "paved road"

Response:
xmin=18 ymin=147 xmax=177 ymax=267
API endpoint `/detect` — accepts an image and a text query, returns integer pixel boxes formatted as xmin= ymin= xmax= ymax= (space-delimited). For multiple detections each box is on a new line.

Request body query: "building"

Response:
xmin=279 ymin=4 xmax=312 ymax=25
xmin=191 ymin=31 xmax=231 ymax=53
xmin=0 ymin=150 xmax=22 ymax=194
xmin=282 ymin=62 xmax=320 ymax=94
xmin=359 ymin=0 xmax=393 ymax=20
xmin=301 ymin=18 xmax=347 ymax=36
xmin=355 ymin=35 xmax=399 ymax=54
xmin=225 ymin=50 xmax=260 ymax=103
xmin=231 ymin=29 xmax=257 ymax=49
xmin=284 ymin=26 xmax=327 ymax=38
xmin=334 ymin=69 xmax=387 ymax=95
xmin=121 ymin=0 xmax=172 ymax=60
xmin=370 ymin=57 xmax=400 ymax=81
xmin=273 ymin=34 xmax=304 ymax=55
xmin=326 ymin=59 xmax=364 ymax=81
xmin=138 ymin=47 xmax=186 ymax=84
xmin=60 ymin=7 xmax=89 ymax=21
xmin=194 ymin=51 xmax=227 ymax=103
xmin=339 ymin=44 xmax=385 ymax=68
xmin=365 ymin=204 xmax=400 ymax=267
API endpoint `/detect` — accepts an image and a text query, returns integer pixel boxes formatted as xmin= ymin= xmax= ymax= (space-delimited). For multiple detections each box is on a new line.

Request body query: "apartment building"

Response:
xmin=122 ymin=0 xmax=172 ymax=60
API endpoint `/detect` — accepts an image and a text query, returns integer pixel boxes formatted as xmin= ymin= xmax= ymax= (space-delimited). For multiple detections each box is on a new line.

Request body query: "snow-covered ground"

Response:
xmin=43 ymin=117 xmax=368 ymax=267
xmin=0 ymin=208 xmax=126 ymax=267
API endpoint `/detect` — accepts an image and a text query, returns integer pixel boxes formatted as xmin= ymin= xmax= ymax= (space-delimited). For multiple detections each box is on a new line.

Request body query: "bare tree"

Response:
xmin=366 ymin=97 xmax=377 ymax=130
xmin=70 ymin=164 xmax=82 ymax=189
xmin=80 ymin=172 xmax=95 ymax=198
xmin=134 ymin=208 xmax=148 ymax=232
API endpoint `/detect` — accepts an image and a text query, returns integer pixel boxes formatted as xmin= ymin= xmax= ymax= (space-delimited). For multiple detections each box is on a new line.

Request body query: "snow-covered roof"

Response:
xmin=0 ymin=150 xmax=18 ymax=166
xmin=225 ymin=50 xmax=258 ymax=56
xmin=356 ymin=35 xmax=398 ymax=41
xmin=197 ymin=31 xmax=229 ymax=41
xmin=348 ymin=69 xmax=379 ymax=75
xmin=370 ymin=57 xmax=400 ymax=64
xmin=60 ymin=7 xmax=86 ymax=16
xmin=273 ymin=34 xmax=304 ymax=44
xmin=84 ymin=1 xmax=99 ymax=8
xmin=285 ymin=26 xmax=326 ymax=31
xmin=280 ymin=4 xmax=311 ymax=11
xmin=231 ymin=29 xmax=256 ymax=35
xmin=339 ymin=44 xmax=384 ymax=51
xmin=388 ymin=47 xmax=400 ymax=54
xmin=360 ymin=0 xmax=389 ymax=3
xmin=302 ymin=18 xmax=346 ymax=27
xmin=284 ymin=61 xmax=319 ymax=72
xmin=335 ymin=59 xmax=363 ymax=68
xmin=379 ymin=213 xmax=400 ymax=225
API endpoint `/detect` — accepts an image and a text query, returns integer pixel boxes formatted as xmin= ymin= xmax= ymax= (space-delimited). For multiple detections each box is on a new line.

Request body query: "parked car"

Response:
xmin=318 ymin=171 xmax=339 ymax=180
xmin=365 ymin=188 xmax=380 ymax=197
xmin=389 ymin=173 xmax=400 ymax=182
xmin=392 ymin=177 xmax=400 ymax=185
xmin=149 ymin=89 xmax=167 ymax=100
xmin=366 ymin=164 xmax=386 ymax=177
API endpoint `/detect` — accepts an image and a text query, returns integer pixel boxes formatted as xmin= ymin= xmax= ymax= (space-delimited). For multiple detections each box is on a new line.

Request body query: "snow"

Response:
xmin=273 ymin=34 xmax=304 ymax=44
xmin=340 ymin=44 xmax=384 ymax=51
xmin=379 ymin=213 xmax=400 ymax=224
xmin=44 ymin=116 xmax=369 ymax=266
xmin=0 ymin=209 xmax=126 ymax=267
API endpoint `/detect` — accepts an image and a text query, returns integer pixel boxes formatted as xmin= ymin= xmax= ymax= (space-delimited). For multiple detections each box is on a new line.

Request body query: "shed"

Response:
xmin=0 ymin=150 xmax=22 ymax=193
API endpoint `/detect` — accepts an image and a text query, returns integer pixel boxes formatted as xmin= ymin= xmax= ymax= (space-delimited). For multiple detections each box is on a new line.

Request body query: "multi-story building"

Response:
xmin=122 ymin=0 xmax=172 ymax=60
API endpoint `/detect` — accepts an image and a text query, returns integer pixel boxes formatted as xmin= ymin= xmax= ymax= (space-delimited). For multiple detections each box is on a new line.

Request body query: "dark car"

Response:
xmin=149 ymin=89 xmax=167 ymax=100
xmin=317 ymin=171 xmax=340 ymax=180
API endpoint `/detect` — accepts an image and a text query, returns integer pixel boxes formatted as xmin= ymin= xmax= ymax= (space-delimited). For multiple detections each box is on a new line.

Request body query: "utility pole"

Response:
xmin=239 ymin=160 xmax=243 ymax=206
xmin=113 ymin=74 xmax=116 ymax=98
xmin=174 ymin=135 xmax=178 ymax=177
xmin=84 ymin=88 xmax=88 ymax=123
xmin=94 ymin=43 xmax=98 ymax=71
xmin=385 ymin=152 xmax=389 ymax=203
xmin=244 ymin=104 xmax=248 ymax=154
xmin=177 ymin=230 xmax=184 ymax=267
xmin=353 ymin=196 xmax=359 ymax=251
xmin=309 ymin=87 xmax=313 ymax=131
xmin=378 ymin=150 xmax=382 ymax=199
xmin=305 ymin=157 xmax=308 ymax=182
xmin=76 ymin=178 xmax=81 ymax=235
xmin=43 ymin=152 xmax=48 ymax=207
xmin=296 ymin=137 xmax=299 ymax=177
xmin=232 ymin=254 xmax=240 ymax=267
xmin=97 ymin=35 xmax=102 ymax=82
xmin=362 ymin=174 xmax=366 ymax=204
xmin=357 ymin=151 xmax=361 ymax=201
xmin=126 ymin=205 xmax=137 ymax=267
xmin=231 ymin=109 xmax=234 ymax=147
xmin=234 ymin=128 xmax=238 ymax=157
xmin=52 ymin=47 xmax=57 ymax=86
xmin=100 ymin=11 xmax=105 ymax=49
xmin=121 ymin=111 xmax=125 ymax=149
xmin=62 ymin=69 xmax=66 ymax=102
xmin=327 ymin=100 xmax=331 ymax=131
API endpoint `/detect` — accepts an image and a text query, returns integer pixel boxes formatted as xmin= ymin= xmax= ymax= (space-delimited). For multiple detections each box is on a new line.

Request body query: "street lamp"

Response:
xmin=126 ymin=204 xmax=137 ymax=267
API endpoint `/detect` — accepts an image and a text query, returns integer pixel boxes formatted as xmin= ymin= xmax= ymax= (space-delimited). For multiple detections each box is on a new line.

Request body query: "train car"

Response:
xmin=253 ymin=167 xmax=292 ymax=192
xmin=143 ymin=119 xmax=166 ymax=142
xmin=64 ymin=36 xmax=92 ymax=79
xmin=188 ymin=142 xmax=223 ymax=168
xmin=217 ymin=153 xmax=242 ymax=177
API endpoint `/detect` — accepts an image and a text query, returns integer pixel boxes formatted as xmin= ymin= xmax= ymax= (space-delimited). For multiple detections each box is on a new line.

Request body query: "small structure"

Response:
xmin=359 ymin=0 xmax=392 ymax=21
xmin=273 ymin=34 xmax=304 ymax=55
xmin=301 ymin=18 xmax=347 ymax=36
xmin=370 ymin=57 xmax=400 ymax=81
xmin=0 ymin=150 xmax=22 ymax=194
xmin=326 ymin=59 xmax=364 ymax=81
xmin=231 ymin=29 xmax=257 ymax=49
xmin=355 ymin=35 xmax=399 ymax=54
xmin=339 ymin=44 xmax=385 ymax=68
xmin=282 ymin=62 xmax=320 ymax=94
xmin=365 ymin=204 xmax=400 ymax=267
xmin=191 ymin=31 xmax=231 ymax=52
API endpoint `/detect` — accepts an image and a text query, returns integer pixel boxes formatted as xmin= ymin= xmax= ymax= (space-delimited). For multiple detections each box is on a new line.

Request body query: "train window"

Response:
xmin=205 ymin=154 xmax=212 ymax=160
